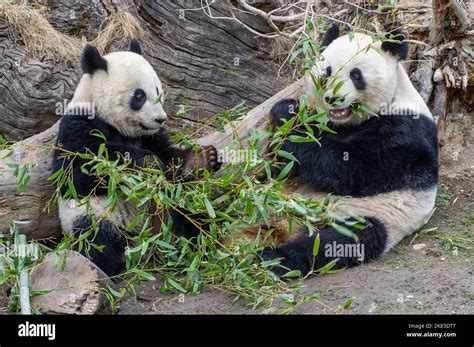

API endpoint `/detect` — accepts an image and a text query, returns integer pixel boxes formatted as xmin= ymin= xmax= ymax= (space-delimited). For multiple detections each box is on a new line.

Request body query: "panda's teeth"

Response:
xmin=329 ymin=108 xmax=349 ymax=119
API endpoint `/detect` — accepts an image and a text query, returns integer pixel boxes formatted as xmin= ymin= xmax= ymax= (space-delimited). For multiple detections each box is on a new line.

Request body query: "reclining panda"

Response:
xmin=52 ymin=40 xmax=220 ymax=276
xmin=259 ymin=25 xmax=438 ymax=276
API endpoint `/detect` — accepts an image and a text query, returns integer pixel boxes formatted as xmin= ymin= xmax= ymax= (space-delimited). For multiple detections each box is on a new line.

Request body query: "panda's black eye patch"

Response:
xmin=350 ymin=68 xmax=361 ymax=80
xmin=349 ymin=68 xmax=366 ymax=90
xmin=131 ymin=88 xmax=147 ymax=111
xmin=326 ymin=66 xmax=332 ymax=77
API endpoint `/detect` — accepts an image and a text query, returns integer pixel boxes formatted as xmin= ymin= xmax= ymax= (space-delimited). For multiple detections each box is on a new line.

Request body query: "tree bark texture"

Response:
xmin=0 ymin=0 xmax=288 ymax=141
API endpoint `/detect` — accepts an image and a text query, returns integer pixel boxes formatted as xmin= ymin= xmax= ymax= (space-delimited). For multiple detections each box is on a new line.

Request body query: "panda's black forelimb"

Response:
xmin=268 ymin=99 xmax=301 ymax=179
xmin=54 ymin=109 xmax=218 ymax=275
xmin=168 ymin=208 xmax=207 ymax=239
xmin=269 ymin=98 xmax=300 ymax=130
xmin=54 ymin=111 xmax=220 ymax=197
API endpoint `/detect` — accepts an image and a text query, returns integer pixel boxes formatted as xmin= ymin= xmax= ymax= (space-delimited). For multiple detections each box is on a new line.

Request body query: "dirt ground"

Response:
xmin=118 ymin=137 xmax=474 ymax=315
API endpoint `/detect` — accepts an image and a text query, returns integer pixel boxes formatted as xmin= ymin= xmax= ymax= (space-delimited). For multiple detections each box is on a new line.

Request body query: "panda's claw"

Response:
xmin=206 ymin=145 xmax=221 ymax=172
xmin=186 ymin=145 xmax=221 ymax=173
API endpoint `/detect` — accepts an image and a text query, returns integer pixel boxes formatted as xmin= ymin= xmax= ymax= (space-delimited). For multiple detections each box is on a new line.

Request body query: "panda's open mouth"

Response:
xmin=328 ymin=108 xmax=350 ymax=119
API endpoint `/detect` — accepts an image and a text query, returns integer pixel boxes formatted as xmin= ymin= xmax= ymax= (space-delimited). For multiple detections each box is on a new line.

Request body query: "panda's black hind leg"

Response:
xmin=72 ymin=216 xmax=126 ymax=277
xmin=261 ymin=217 xmax=388 ymax=277
xmin=260 ymin=243 xmax=313 ymax=277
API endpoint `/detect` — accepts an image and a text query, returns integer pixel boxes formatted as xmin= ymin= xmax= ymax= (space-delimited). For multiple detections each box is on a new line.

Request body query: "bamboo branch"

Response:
xmin=18 ymin=234 xmax=32 ymax=315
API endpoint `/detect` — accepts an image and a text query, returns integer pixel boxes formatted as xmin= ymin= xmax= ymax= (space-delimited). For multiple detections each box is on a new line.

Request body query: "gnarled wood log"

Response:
xmin=0 ymin=1 xmax=288 ymax=141
xmin=197 ymin=79 xmax=303 ymax=147
xmin=0 ymin=16 xmax=79 ymax=141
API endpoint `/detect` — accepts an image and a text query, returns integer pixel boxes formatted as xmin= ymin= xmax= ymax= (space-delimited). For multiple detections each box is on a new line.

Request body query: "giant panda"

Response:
xmin=258 ymin=25 xmax=438 ymax=277
xmin=52 ymin=40 xmax=221 ymax=276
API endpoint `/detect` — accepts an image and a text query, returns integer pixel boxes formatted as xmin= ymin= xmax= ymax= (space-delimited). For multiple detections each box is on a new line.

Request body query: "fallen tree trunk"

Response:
xmin=0 ymin=80 xmax=302 ymax=240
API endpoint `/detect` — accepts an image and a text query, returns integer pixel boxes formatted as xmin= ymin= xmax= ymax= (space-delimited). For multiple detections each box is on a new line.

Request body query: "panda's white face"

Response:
xmin=89 ymin=51 xmax=167 ymax=137
xmin=72 ymin=42 xmax=167 ymax=138
xmin=304 ymin=32 xmax=401 ymax=126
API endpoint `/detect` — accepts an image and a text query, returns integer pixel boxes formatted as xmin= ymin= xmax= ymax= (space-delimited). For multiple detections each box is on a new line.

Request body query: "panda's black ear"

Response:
xmin=129 ymin=39 xmax=142 ymax=55
xmin=321 ymin=24 xmax=340 ymax=48
xmin=381 ymin=31 xmax=408 ymax=60
xmin=81 ymin=44 xmax=108 ymax=75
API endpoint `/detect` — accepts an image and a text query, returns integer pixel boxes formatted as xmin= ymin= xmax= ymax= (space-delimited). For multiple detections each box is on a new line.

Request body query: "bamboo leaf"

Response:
xmin=277 ymin=161 xmax=294 ymax=180
xmin=203 ymin=197 xmax=216 ymax=218
xmin=343 ymin=297 xmax=354 ymax=309
xmin=282 ymin=270 xmax=302 ymax=278
xmin=277 ymin=150 xmax=299 ymax=163
xmin=167 ymin=278 xmax=187 ymax=293
xmin=331 ymin=223 xmax=359 ymax=242
xmin=312 ymin=233 xmax=321 ymax=256
xmin=131 ymin=269 xmax=156 ymax=281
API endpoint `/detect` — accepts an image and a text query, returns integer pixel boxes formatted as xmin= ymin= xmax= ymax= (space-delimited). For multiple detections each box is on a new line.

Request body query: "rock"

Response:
xmin=433 ymin=68 xmax=443 ymax=82
xmin=412 ymin=243 xmax=426 ymax=251
xmin=30 ymin=250 xmax=110 ymax=314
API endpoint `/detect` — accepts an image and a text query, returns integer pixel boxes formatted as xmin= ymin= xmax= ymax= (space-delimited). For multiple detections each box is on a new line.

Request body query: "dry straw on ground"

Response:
xmin=0 ymin=4 xmax=82 ymax=62
xmin=0 ymin=5 xmax=151 ymax=61
xmin=92 ymin=11 xmax=151 ymax=54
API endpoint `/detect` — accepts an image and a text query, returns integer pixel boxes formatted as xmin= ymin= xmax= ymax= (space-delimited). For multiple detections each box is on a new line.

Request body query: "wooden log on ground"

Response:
xmin=0 ymin=14 xmax=79 ymax=142
xmin=30 ymin=250 xmax=110 ymax=314
xmin=0 ymin=122 xmax=60 ymax=239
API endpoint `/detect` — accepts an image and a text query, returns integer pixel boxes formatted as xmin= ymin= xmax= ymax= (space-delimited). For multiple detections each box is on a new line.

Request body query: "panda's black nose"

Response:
xmin=154 ymin=118 xmax=164 ymax=124
xmin=325 ymin=96 xmax=344 ymax=105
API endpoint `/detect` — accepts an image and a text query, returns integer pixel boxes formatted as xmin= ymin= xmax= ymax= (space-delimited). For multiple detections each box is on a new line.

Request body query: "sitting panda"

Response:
xmin=52 ymin=40 xmax=221 ymax=276
xmin=259 ymin=25 xmax=438 ymax=276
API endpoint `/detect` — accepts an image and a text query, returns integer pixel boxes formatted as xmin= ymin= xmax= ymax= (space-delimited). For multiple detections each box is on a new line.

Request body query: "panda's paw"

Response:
xmin=186 ymin=145 xmax=222 ymax=173
xmin=142 ymin=151 xmax=164 ymax=169
xmin=259 ymin=247 xmax=294 ymax=278
xmin=202 ymin=145 xmax=222 ymax=172
xmin=260 ymin=247 xmax=311 ymax=279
